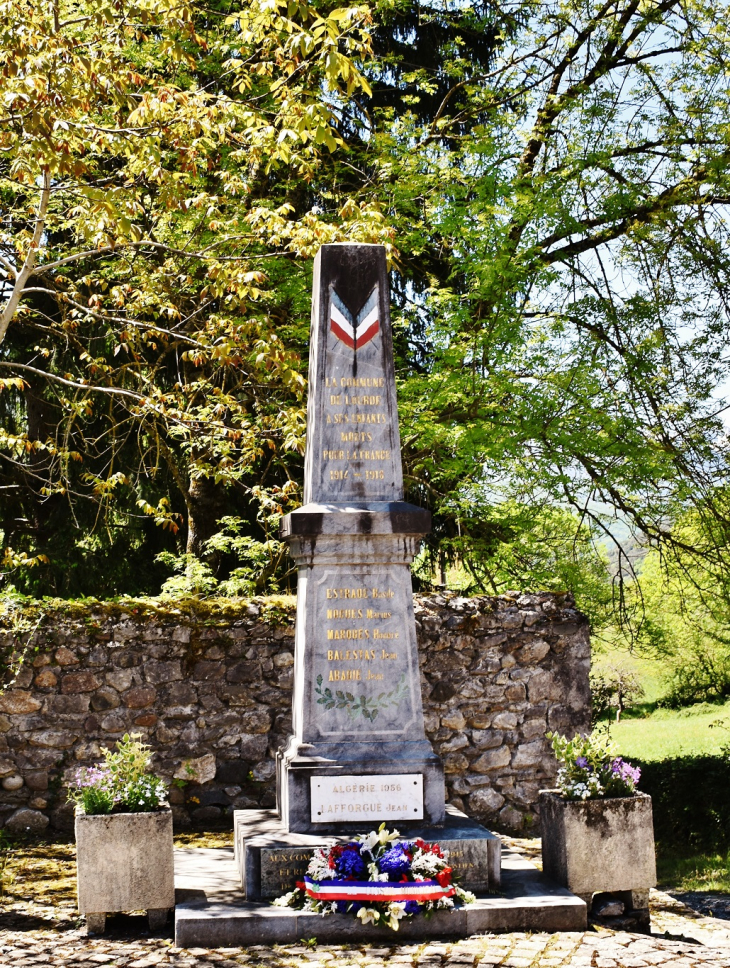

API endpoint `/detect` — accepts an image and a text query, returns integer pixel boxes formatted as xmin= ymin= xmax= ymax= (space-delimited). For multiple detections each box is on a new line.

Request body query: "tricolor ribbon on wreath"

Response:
xmin=303 ymin=875 xmax=456 ymax=903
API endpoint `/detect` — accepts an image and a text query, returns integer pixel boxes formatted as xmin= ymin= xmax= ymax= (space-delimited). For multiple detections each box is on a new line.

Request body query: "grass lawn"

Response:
xmin=592 ymin=648 xmax=730 ymax=759
xmin=593 ymin=649 xmax=730 ymax=893
xmin=608 ymin=700 xmax=730 ymax=761
xmin=657 ymin=846 xmax=730 ymax=893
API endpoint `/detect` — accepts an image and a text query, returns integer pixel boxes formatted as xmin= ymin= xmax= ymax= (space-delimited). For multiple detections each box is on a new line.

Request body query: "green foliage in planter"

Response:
xmin=68 ymin=734 xmax=167 ymax=815
xmin=548 ymin=731 xmax=641 ymax=800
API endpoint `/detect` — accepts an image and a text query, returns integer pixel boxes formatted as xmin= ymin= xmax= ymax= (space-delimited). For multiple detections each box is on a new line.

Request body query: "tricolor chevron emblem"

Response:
xmin=330 ymin=286 xmax=380 ymax=350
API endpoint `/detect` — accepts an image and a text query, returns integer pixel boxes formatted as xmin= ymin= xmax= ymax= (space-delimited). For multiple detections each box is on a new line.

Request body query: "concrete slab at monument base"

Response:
xmin=234 ymin=807 xmax=500 ymax=899
xmin=76 ymin=809 xmax=175 ymax=933
xmin=539 ymin=790 xmax=656 ymax=922
xmin=173 ymin=842 xmax=587 ymax=947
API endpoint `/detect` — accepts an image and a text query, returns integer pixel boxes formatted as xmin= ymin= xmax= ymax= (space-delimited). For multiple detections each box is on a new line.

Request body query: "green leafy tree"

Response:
xmin=337 ymin=0 xmax=730 ymax=614
xmin=636 ymin=516 xmax=730 ymax=706
xmin=0 ymin=0 xmax=388 ymax=593
xmin=6 ymin=0 xmax=730 ymax=610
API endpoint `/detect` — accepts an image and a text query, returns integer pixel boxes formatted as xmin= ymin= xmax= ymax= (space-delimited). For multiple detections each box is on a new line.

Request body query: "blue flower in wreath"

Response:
xmin=404 ymin=900 xmax=420 ymax=915
xmin=335 ymin=847 xmax=367 ymax=879
xmin=336 ymin=900 xmax=363 ymax=914
xmin=377 ymin=844 xmax=411 ymax=880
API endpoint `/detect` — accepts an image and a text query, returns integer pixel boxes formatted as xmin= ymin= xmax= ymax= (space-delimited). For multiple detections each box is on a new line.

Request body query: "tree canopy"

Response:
xmin=0 ymin=0 xmax=387 ymax=593
xmin=3 ymin=0 xmax=730 ymax=625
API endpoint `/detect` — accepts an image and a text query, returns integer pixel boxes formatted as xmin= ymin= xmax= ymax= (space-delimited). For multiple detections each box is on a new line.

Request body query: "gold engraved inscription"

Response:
xmin=326 ymin=413 xmax=388 ymax=425
xmin=322 ymin=588 xmax=399 ymax=688
xmin=325 ymin=377 xmax=385 ymax=388
xmin=323 ymin=449 xmax=391 ymax=461
xmin=328 ymin=669 xmax=361 ymax=681
xmin=328 ymin=394 xmax=382 ymax=406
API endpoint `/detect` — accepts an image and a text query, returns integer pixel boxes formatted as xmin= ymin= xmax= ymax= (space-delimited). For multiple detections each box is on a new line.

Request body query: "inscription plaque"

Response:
xmin=311 ymin=774 xmax=424 ymax=823
xmin=260 ymin=847 xmax=317 ymax=898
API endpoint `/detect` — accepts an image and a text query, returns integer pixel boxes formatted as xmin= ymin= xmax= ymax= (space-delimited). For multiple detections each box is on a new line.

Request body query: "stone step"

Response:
xmin=173 ymin=846 xmax=586 ymax=947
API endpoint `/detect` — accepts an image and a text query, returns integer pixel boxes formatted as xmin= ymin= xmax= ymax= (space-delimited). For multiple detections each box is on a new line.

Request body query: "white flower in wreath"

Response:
xmin=360 ymin=831 xmax=380 ymax=851
xmin=357 ymin=907 xmax=380 ymax=926
xmin=272 ymin=892 xmax=296 ymax=907
xmin=411 ymin=853 xmax=442 ymax=877
xmin=307 ymin=848 xmax=332 ymax=880
xmin=386 ymin=902 xmax=408 ymax=930
xmin=436 ymin=895 xmax=454 ymax=909
xmin=366 ymin=862 xmax=390 ymax=882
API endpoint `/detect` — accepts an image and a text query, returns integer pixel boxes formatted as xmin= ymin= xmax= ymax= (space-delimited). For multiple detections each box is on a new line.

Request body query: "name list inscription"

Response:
xmin=311 ymin=774 xmax=424 ymax=823
xmin=321 ymin=583 xmax=400 ymax=684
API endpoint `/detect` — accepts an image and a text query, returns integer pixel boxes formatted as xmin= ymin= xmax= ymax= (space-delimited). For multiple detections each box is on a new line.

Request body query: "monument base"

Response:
xmin=174 ymin=830 xmax=587 ymax=947
xmin=277 ymin=739 xmax=446 ymax=833
xmin=234 ymin=806 xmax=500 ymax=901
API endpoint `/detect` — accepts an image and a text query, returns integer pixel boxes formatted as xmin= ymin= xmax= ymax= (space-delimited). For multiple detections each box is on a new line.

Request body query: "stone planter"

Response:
xmin=76 ymin=809 xmax=175 ymax=933
xmin=540 ymin=790 xmax=656 ymax=919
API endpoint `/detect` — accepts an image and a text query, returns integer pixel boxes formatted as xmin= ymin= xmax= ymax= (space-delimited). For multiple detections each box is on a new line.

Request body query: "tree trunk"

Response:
xmin=185 ymin=474 xmax=228 ymax=560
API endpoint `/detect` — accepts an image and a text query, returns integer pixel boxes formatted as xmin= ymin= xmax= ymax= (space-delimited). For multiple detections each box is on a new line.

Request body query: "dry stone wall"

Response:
xmin=0 ymin=592 xmax=590 ymax=835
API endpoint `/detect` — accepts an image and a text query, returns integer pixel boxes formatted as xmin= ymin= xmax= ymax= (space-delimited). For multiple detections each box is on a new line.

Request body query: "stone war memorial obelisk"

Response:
xmin=277 ymin=242 xmax=445 ymax=832
xmin=175 ymin=244 xmax=588 ymax=944
xmin=233 ymin=244 xmax=501 ymax=900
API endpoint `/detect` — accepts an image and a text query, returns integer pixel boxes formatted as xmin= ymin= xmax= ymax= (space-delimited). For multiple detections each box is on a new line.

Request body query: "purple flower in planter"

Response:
xmin=75 ymin=766 xmax=113 ymax=789
xmin=611 ymin=757 xmax=641 ymax=786
xmin=575 ymin=756 xmax=589 ymax=769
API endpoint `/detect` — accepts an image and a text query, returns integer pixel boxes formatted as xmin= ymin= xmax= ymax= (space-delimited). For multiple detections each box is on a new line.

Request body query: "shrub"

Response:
xmin=637 ymin=754 xmax=730 ymax=851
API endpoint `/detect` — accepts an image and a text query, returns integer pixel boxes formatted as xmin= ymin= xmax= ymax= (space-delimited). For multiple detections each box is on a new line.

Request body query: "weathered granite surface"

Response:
xmin=539 ymin=790 xmax=656 ymax=911
xmin=278 ymin=243 xmax=445 ymax=831
xmin=0 ymin=591 xmax=590 ymax=833
xmin=76 ymin=809 xmax=175 ymax=925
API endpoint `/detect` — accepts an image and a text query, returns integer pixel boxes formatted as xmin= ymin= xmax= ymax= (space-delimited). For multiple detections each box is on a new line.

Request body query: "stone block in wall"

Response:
xmin=0 ymin=692 xmax=41 ymax=714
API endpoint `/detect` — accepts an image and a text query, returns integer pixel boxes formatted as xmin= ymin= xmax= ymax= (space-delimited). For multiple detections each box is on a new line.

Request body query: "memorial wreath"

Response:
xmin=273 ymin=825 xmax=476 ymax=930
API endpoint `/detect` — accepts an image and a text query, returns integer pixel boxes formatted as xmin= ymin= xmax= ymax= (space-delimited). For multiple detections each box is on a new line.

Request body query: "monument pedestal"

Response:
xmin=278 ymin=500 xmax=446 ymax=834
xmin=174 ymin=830 xmax=588 ymax=947
xmin=235 ymin=806 xmax=502 ymax=901
xmin=277 ymin=740 xmax=446 ymax=834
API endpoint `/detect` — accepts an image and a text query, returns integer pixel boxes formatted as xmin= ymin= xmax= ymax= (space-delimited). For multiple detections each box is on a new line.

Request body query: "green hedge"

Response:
xmin=637 ymin=755 xmax=730 ymax=851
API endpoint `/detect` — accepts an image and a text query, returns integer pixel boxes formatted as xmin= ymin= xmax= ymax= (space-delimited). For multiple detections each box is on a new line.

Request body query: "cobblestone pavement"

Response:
xmin=1 ymin=889 xmax=729 ymax=968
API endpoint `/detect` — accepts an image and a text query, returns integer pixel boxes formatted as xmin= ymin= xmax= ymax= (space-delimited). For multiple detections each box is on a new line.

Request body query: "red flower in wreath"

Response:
xmin=436 ymin=866 xmax=453 ymax=888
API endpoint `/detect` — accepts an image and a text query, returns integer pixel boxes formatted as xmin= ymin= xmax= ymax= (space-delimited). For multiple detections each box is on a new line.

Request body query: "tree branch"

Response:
xmin=0 ymin=171 xmax=51 ymax=346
